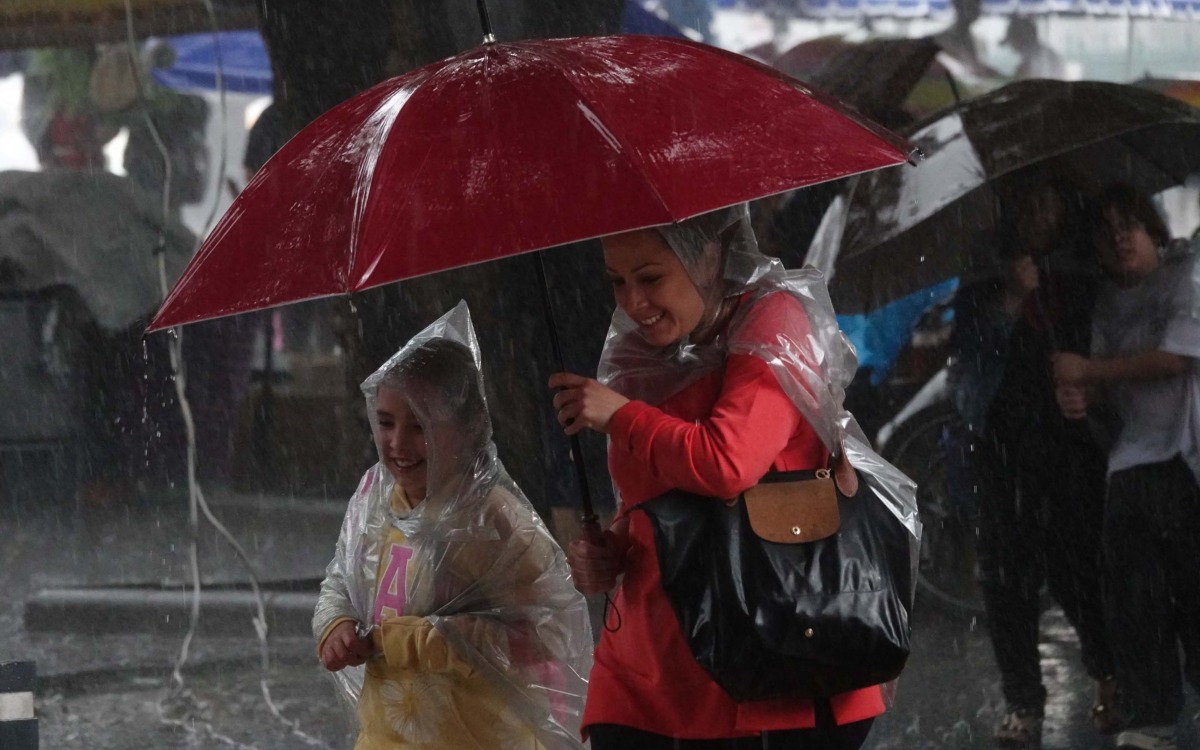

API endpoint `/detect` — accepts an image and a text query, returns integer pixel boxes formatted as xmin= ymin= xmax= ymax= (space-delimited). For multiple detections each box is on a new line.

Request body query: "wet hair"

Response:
xmin=1087 ymin=183 xmax=1170 ymax=249
xmin=379 ymin=339 xmax=486 ymax=426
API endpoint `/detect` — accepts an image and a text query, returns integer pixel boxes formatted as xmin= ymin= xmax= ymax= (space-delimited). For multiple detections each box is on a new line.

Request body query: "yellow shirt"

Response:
xmin=321 ymin=486 xmax=546 ymax=750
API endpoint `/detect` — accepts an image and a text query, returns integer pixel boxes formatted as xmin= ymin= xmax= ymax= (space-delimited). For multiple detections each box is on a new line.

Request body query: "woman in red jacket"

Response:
xmin=550 ymin=205 xmax=917 ymax=749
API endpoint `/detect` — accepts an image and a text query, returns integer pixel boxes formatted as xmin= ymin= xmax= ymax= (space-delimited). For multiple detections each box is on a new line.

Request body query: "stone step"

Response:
xmin=24 ymin=585 xmax=319 ymax=637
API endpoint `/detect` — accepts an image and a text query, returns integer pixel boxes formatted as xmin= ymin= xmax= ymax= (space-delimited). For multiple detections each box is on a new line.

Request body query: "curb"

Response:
xmin=24 ymin=586 xmax=319 ymax=637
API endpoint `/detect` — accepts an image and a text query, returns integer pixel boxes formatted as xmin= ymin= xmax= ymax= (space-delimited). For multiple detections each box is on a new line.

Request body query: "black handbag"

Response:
xmin=638 ymin=466 xmax=915 ymax=702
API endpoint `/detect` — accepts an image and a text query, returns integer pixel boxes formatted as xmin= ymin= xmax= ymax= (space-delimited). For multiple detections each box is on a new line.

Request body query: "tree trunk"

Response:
xmin=255 ymin=0 xmax=625 ymax=525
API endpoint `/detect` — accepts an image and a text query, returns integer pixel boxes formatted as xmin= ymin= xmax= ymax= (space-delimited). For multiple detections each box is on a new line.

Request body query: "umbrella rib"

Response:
xmin=528 ymin=45 xmax=677 ymax=222
xmin=347 ymin=64 xmax=451 ymax=288
xmin=1105 ymin=127 xmax=1193 ymax=185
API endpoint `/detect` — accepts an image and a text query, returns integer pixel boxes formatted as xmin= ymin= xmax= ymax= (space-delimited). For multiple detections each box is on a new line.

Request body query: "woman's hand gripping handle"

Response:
xmin=568 ymin=519 xmax=626 ymax=596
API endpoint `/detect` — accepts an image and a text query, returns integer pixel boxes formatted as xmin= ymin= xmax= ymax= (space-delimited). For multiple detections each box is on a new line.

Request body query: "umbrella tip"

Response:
xmin=906 ymin=147 xmax=924 ymax=167
xmin=476 ymin=0 xmax=496 ymax=45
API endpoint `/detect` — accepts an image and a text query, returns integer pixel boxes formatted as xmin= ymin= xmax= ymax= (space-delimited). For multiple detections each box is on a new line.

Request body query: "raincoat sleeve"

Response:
xmin=371 ymin=616 xmax=480 ymax=676
xmin=609 ymin=356 xmax=802 ymax=499
xmin=443 ymin=489 xmax=585 ymax=663
xmin=608 ymin=293 xmax=818 ymax=500
xmin=313 ymin=470 xmax=374 ymax=647
xmin=376 ymin=488 xmax=582 ymax=673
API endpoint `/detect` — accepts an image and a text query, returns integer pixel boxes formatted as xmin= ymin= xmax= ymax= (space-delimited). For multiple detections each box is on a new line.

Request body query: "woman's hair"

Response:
xmin=379 ymin=339 xmax=485 ymax=426
xmin=1087 ymin=183 xmax=1170 ymax=249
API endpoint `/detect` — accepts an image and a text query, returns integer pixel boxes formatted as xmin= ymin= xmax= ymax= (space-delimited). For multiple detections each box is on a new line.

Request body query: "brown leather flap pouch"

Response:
xmin=742 ymin=475 xmax=840 ymax=544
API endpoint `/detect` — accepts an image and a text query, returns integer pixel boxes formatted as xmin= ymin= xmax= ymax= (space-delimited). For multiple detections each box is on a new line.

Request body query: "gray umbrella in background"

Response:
xmin=0 ymin=169 xmax=193 ymax=332
xmin=806 ymin=79 xmax=1200 ymax=314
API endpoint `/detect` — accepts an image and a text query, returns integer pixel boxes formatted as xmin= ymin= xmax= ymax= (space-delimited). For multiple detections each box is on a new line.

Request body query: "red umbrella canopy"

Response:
xmin=150 ymin=34 xmax=912 ymax=331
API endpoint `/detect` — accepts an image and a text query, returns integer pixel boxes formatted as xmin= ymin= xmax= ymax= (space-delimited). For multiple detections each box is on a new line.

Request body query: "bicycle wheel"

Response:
xmin=882 ymin=404 xmax=985 ymax=620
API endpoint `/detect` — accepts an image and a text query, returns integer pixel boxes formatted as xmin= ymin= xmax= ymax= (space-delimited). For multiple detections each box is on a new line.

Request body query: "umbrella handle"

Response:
xmin=536 ymin=252 xmax=597 ymax=523
xmin=580 ymin=517 xmax=604 ymax=545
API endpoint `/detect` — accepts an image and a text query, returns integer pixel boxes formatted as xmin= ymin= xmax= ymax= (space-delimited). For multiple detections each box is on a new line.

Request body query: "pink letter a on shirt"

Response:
xmin=372 ymin=544 xmax=413 ymax=623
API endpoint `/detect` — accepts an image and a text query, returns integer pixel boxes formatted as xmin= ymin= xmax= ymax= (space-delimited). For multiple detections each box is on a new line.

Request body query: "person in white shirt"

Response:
xmin=1002 ymin=17 xmax=1069 ymax=80
xmin=1053 ymin=184 xmax=1200 ymax=750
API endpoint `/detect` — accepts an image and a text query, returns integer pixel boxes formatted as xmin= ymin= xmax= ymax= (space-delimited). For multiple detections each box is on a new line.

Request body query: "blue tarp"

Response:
xmin=152 ymin=4 xmax=689 ymax=95
xmin=151 ymin=30 xmax=272 ymax=95
xmin=837 ymin=277 xmax=959 ymax=385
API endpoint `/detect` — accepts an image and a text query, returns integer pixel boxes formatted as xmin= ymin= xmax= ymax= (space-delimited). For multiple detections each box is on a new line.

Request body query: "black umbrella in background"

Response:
xmin=807 ymin=79 xmax=1200 ymax=315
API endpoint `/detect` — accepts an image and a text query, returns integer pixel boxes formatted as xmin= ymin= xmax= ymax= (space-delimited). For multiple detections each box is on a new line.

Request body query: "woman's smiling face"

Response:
xmin=602 ymin=229 xmax=707 ymax=348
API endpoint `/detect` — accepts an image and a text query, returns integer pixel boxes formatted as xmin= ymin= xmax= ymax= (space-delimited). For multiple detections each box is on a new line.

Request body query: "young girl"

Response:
xmin=314 ymin=302 xmax=593 ymax=750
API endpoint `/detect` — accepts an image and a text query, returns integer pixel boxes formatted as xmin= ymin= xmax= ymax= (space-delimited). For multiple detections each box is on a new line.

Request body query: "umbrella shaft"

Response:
xmin=536 ymin=253 xmax=597 ymax=522
xmin=476 ymin=0 xmax=495 ymax=43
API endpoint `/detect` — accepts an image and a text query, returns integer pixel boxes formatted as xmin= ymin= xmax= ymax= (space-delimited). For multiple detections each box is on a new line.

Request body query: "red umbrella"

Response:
xmin=149 ymin=30 xmax=912 ymax=524
xmin=148 ymin=33 xmax=912 ymax=331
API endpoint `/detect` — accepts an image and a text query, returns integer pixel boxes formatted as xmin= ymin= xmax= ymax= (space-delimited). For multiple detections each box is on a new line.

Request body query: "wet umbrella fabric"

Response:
xmin=772 ymin=36 xmax=948 ymax=126
xmin=147 ymin=34 xmax=911 ymax=331
xmin=807 ymin=79 xmax=1200 ymax=314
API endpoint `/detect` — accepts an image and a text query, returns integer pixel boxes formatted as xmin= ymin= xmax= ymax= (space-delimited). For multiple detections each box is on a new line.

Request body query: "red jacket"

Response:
xmin=583 ymin=295 xmax=886 ymax=738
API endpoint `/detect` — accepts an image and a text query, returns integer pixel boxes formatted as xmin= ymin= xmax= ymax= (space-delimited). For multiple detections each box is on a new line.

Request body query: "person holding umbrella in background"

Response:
xmin=946 ymin=174 xmax=1116 ymax=748
xmin=1054 ymin=184 xmax=1200 ymax=750
xmin=552 ymin=205 xmax=909 ymax=750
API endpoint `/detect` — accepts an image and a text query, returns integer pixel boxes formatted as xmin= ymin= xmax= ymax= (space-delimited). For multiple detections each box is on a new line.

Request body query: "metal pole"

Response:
xmin=476 ymin=0 xmax=497 ymax=44
xmin=535 ymin=253 xmax=599 ymax=528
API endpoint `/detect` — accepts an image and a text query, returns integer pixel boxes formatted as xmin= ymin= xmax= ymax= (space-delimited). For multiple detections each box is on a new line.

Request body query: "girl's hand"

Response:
xmin=549 ymin=372 xmax=630 ymax=436
xmin=320 ymin=620 xmax=374 ymax=672
xmin=567 ymin=529 xmax=626 ymax=594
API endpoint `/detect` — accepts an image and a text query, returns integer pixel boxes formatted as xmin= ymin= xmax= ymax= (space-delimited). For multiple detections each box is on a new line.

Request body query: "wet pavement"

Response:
xmin=2 ymin=487 xmax=1198 ymax=749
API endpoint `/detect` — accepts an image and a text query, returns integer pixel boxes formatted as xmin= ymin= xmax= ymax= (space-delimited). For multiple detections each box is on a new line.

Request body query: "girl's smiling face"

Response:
xmin=603 ymin=229 xmax=707 ymax=348
xmin=375 ymin=385 xmax=428 ymax=501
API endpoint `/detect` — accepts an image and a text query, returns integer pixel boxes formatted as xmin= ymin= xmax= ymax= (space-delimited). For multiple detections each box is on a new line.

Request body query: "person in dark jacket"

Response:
xmin=948 ymin=175 xmax=1116 ymax=748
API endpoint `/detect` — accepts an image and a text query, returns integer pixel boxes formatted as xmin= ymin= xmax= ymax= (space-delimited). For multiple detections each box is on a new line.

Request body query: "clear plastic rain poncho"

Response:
xmin=597 ymin=204 xmax=922 ymax=545
xmin=313 ymin=302 xmax=593 ymax=749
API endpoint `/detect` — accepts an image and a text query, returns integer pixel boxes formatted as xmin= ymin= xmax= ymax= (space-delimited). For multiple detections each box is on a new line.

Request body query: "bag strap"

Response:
xmin=832 ymin=450 xmax=859 ymax=496
xmin=759 ymin=444 xmax=858 ymax=496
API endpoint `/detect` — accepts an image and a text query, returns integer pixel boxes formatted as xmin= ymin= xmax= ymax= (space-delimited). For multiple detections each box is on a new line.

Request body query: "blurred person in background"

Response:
xmin=948 ymin=175 xmax=1116 ymax=748
xmin=243 ymin=100 xmax=285 ymax=183
xmin=37 ymin=42 xmax=254 ymax=506
xmin=20 ymin=47 xmax=110 ymax=170
xmin=1054 ymin=184 xmax=1200 ymax=750
xmin=1002 ymin=17 xmax=1069 ymax=80
xmin=89 ymin=43 xmax=209 ymax=215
